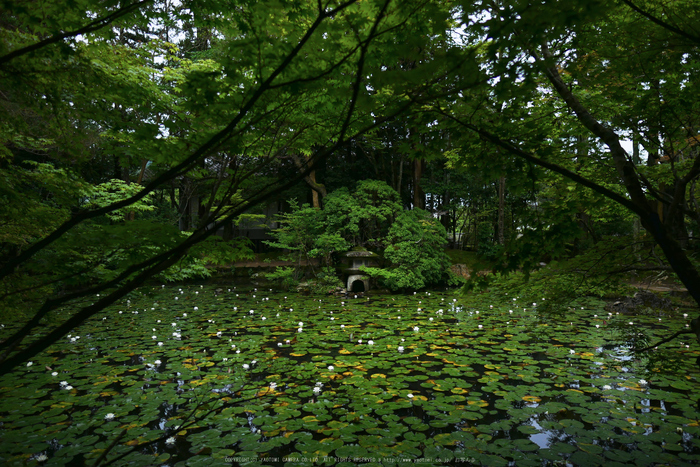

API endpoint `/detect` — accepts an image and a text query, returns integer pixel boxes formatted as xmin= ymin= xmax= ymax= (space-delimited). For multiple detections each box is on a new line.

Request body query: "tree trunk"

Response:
xmin=497 ymin=176 xmax=505 ymax=245
xmin=290 ymin=153 xmax=326 ymax=208
xmin=540 ymin=49 xmax=700 ymax=311
xmin=413 ymin=159 xmax=425 ymax=210
xmin=310 ymin=170 xmax=321 ymax=208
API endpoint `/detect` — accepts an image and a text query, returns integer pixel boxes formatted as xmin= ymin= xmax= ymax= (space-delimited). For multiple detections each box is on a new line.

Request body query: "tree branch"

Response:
xmin=0 ymin=0 xmax=360 ymax=283
xmin=621 ymin=0 xmax=700 ymax=45
xmin=0 ymin=0 xmax=154 ymax=67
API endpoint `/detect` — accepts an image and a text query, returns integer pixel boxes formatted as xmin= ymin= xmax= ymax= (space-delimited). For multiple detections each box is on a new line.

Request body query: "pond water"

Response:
xmin=1 ymin=285 xmax=700 ymax=466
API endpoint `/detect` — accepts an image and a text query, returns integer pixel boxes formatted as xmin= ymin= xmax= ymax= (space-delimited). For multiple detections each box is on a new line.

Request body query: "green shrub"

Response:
xmin=363 ymin=209 xmax=461 ymax=291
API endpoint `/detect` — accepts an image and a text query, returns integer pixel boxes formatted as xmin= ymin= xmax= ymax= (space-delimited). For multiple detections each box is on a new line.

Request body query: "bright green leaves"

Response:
xmin=363 ymin=209 xmax=457 ymax=291
xmin=83 ymin=179 xmax=156 ymax=221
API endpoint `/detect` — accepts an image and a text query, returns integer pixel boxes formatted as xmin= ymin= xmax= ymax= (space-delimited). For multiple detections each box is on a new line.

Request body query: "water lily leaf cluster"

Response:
xmin=1 ymin=285 xmax=698 ymax=465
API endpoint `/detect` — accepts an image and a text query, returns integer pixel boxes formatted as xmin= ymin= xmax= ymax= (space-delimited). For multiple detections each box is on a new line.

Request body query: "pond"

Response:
xmin=1 ymin=285 xmax=700 ymax=466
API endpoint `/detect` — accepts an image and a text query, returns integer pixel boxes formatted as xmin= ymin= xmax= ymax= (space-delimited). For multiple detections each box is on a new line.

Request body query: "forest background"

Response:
xmin=2 ymin=0 xmax=700 ymax=375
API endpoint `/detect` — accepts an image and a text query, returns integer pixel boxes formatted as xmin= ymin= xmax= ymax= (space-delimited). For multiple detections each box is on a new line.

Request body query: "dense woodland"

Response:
xmin=2 ymin=0 xmax=700 ymax=375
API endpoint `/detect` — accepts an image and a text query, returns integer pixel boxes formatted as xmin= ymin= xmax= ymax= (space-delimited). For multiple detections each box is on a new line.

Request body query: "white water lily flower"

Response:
xmin=152 ymin=335 xmax=157 ymax=339
xmin=35 ymin=454 xmax=48 ymax=462
xmin=639 ymin=379 xmax=648 ymax=386
xmin=249 ymin=310 xmax=254 ymax=314
xmin=398 ymin=346 xmax=404 ymax=352
xmin=261 ymin=317 xmax=266 ymax=321
xmin=327 ymin=365 xmax=334 ymax=371
xmin=602 ymin=385 xmax=612 ymax=390
xmin=340 ymin=325 xmax=345 ymax=329
xmin=595 ymin=325 xmax=600 ymax=329
xmin=313 ymin=386 xmax=321 ymax=394
xmin=51 ymin=372 xmax=58 ymax=376
xmin=315 ymin=381 xmax=323 ymax=387
xmin=358 ymin=339 xmax=362 ymax=344
xmin=27 ymin=361 xmax=33 ymax=367
xmin=251 ymin=360 xmax=257 ymax=365
xmin=154 ymin=360 xmax=161 ymax=365
xmin=407 ymin=393 xmax=414 ymax=399
xmin=299 ymin=322 xmax=304 ymax=327
xmin=413 ymin=326 xmax=419 ymax=332
xmin=270 ymin=382 xmax=277 ymax=390
xmin=478 ymin=324 xmax=483 ymax=329
xmin=60 ymin=381 xmax=68 ymax=387
xmin=569 ymin=349 xmax=575 ymax=354
xmin=64 ymin=385 xmax=73 ymax=390
xmin=368 ymin=340 xmax=374 ymax=345
xmin=183 ymin=313 xmax=188 ymax=317
xmin=217 ymin=331 xmax=222 ymax=336
xmin=243 ymin=364 xmax=250 ymax=370
xmin=278 ymin=342 xmax=282 ymax=347
xmin=174 ymin=297 xmax=178 ymax=300
xmin=236 ymin=350 xmax=240 ymax=354
xmin=165 ymin=437 xmax=176 ymax=446
xmin=222 ymin=358 xmax=228 ymax=362
xmin=105 ymin=413 xmax=115 ymax=421
xmin=298 ymin=328 xmax=303 ymax=333
xmin=158 ymin=342 xmax=163 ymax=346
xmin=429 ymin=318 xmax=433 ymax=321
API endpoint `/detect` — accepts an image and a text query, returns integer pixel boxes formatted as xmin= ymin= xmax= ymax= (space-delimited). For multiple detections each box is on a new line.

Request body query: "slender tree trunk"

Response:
xmin=310 ymin=170 xmax=321 ymax=208
xmin=498 ymin=176 xmax=505 ymax=245
xmin=290 ymin=153 xmax=326 ymax=208
xmin=413 ymin=159 xmax=425 ymax=209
